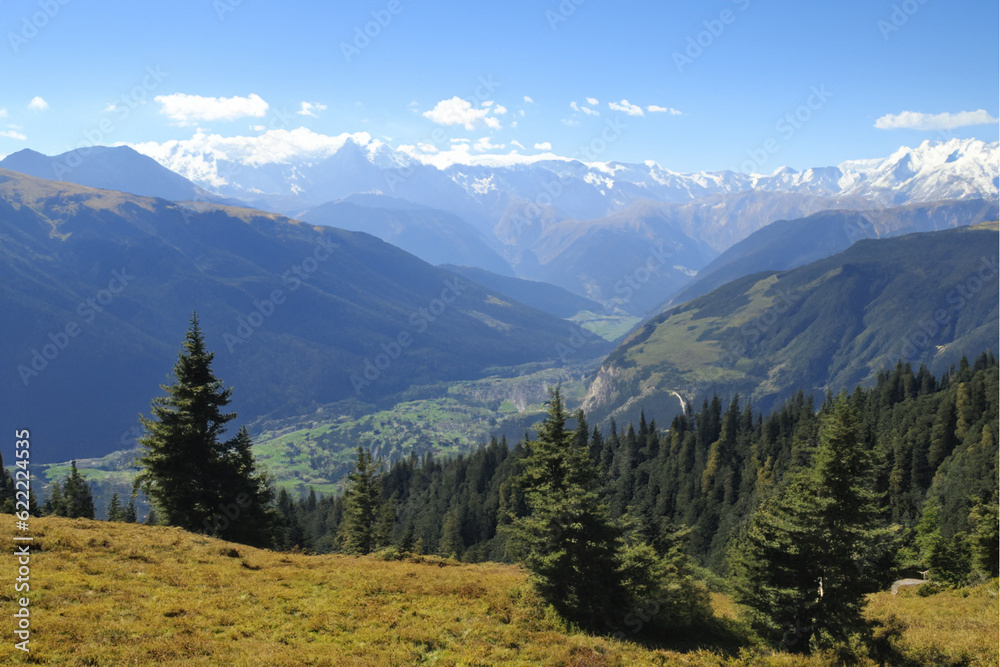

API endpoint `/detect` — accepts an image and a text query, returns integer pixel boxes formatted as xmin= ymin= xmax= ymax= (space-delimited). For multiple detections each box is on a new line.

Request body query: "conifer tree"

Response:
xmin=43 ymin=481 xmax=63 ymax=516
xmin=506 ymin=389 xmax=625 ymax=630
xmin=61 ymin=461 xmax=95 ymax=519
xmin=734 ymin=395 xmax=881 ymax=653
xmin=339 ymin=447 xmax=384 ymax=554
xmin=135 ymin=313 xmax=277 ymax=546
xmin=124 ymin=495 xmax=138 ymax=523
xmin=107 ymin=493 xmax=123 ymax=521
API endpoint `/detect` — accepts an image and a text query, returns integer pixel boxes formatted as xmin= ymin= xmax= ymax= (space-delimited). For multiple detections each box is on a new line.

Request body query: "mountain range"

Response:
xmin=0 ymin=169 xmax=609 ymax=463
xmin=4 ymin=140 xmax=996 ymax=316
xmin=1 ymin=138 xmax=997 ymax=468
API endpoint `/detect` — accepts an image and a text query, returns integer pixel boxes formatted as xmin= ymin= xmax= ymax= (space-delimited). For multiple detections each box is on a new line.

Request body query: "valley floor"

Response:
xmin=0 ymin=518 xmax=996 ymax=666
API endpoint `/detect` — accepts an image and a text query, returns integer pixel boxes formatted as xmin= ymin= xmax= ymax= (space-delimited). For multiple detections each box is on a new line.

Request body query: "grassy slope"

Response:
xmin=585 ymin=225 xmax=1000 ymax=424
xmin=1 ymin=518 xmax=996 ymax=666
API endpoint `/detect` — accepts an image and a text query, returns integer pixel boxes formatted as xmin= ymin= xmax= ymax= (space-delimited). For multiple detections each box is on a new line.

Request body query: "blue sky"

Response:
xmin=2 ymin=0 xmax=997 ymax=173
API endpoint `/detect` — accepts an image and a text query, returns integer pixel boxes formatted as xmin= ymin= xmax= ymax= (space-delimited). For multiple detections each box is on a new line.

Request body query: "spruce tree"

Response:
xmin=124 ymin=495 xmax=138 ymax=523
xmin=61 ymin=461 xmax=95 ymax=519
xmin=43 ymin=481 xmax=63 ymax=516
xmin=135 ymin=313 xmax=277 ymax=546
xmin=107 ymin=493 xmax=123 ymax=521
xmin=506 ymin=389 xmax=625 ymax=630
xmin=339 ymin=447 xmax=384 ymax=554
xmin=734 ymin=395 xmax=881 ymax=653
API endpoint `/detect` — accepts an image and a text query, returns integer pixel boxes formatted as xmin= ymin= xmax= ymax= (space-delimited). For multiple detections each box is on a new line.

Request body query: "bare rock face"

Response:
xmin=581 ymin=364 xmax=622 ymax=417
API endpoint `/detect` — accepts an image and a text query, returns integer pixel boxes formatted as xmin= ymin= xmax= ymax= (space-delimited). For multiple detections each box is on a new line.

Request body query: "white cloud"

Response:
xmin=570 ymin=101 xmax=600 ymax=117
xmin=474 ymin=137 xmax=505 ymax=152
xmin=518 ymin=109 xmax=525 ymax=117
xmin=874 ymin=109 xmax=999 ymax=130
xmin=484 ymin=116 xmax=501 ymax=130
xmin=647 ymin=105 xmax=682 ymax=115
xmin=561 ymin=118 xmax=581 ymax=127
xmin=28 ymin=96 xmax=48 ymax=111
xmin=608 ymin=99 xmax=644 ymax=116
xmin=481 ymin=100 xmax=494 ymax=108
xmin=128 ymin=128 xmax=372 ymax=187
xmin=423 ymin=96 xmax=491 ymax=130
xmin=523 ymin=96 xmax=534 ymax=104
xmin=533 ymin=142 xmax=552 ymax=151
xmin=297 ymin=101 xmax=327 ymax=118
xmin=510 ymin=140 xmax=525 ymax=150
xmin=154 ymin=93 xmax=269 ymax=126
xmin=0 ymin=130 xmax=27 ymax=140
xmin=493 ymin=104 xmax=508 ymax=115
xmin=397 ymin=142 xmax=571 ymax=169
xmin=0 ymin=108 xmax=7 ymax=118
xmin=104 ymin=103 xmax=119 ymax=113
xmin=585 ymin=97 xmax=599 ymax=106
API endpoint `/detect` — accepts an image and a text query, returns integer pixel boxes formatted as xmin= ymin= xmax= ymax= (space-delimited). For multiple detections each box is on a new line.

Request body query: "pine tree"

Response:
xmin=135 ymin=313 xmax=276 ymax=546
xmin=339 ymin=447 xmax=384 ymax=555
xmin=734 ymin=395 xmax=881 ymax=653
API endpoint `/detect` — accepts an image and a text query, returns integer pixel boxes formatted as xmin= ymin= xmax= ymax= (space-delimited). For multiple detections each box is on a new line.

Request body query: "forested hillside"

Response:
xmin=276 ymin=353 xmax=998 ymax=587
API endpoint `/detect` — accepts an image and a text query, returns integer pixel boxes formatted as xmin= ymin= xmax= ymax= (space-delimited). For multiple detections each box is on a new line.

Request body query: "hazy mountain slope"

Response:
xmin=670 ymin=198 xmax=997 ymax=306
xmin=514 ymin=202 xmax=718 ymax=316
xmin=0 ymin=146 xmax=234 ymax=204
xmin=438 ymin=264 xmax=603 ymax=318
xmin=582 ymin=224 xmax=999 ymax=426
xmin=299 ymin=195 xmax=512 ymax=275
xmin=0 ymin=170 xmax=609 ymax=463
xmin=669 ymin=211 xmax=877 ymax=306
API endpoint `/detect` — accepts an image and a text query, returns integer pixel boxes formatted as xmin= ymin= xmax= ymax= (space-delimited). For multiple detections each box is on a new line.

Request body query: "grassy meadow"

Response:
xmin=0 ymin=517 xmax=996 ymax=666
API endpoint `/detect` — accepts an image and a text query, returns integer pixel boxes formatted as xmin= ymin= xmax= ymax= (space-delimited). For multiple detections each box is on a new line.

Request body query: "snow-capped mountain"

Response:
xmin=128 ymin=136 xmax=998 ymax=228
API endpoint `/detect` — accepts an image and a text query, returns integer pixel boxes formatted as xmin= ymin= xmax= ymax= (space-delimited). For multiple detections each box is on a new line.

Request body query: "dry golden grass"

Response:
xmin=0 ymin=518 xmax=994 ymax=666
xmin=865 ymin=581 xmax=999 ymax=666
xmin=0 ymin=518 xmax=707 ymax=665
